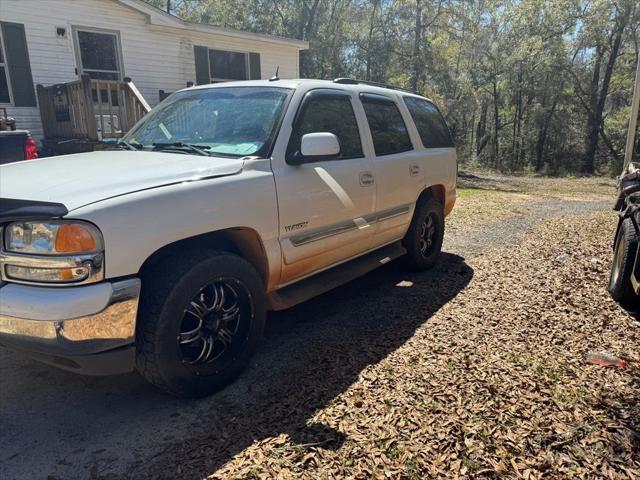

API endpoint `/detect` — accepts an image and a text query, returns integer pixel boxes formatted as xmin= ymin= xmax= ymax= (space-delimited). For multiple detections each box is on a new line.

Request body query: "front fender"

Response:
xmin=68 ymin=166 xmax=280 ymax=282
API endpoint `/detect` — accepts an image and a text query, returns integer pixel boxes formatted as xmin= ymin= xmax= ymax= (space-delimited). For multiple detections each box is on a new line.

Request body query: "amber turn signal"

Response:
xmin=55 ymin=224 xmax=97 ymax=253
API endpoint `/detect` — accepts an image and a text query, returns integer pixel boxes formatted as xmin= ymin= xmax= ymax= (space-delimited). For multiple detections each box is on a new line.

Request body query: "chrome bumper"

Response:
xmin=0 ymin=278 xmax=140 ymax=374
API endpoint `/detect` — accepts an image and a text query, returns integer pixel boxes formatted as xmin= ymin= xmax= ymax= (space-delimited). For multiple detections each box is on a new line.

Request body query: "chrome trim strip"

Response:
xmin=290 ymin=219 xmax=356 ymax=246
xmin=363 ymin=204 xmax=411 ymax=224
xmin=0 ymin=278 xmax=141 ymax=356
xmin=289 ymin=204 xmax=412 ymax=247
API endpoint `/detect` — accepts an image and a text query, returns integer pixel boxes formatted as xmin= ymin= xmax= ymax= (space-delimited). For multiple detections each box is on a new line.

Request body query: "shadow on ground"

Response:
xmin=0 ymin=253 xmax=472 ymax=479
xmin=125 ymin=253 xmax=473 ymax=479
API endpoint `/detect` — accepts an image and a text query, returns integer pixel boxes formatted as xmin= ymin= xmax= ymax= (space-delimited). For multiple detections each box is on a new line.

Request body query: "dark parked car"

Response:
xmin=0 ymin=108 xmax=38 ymax=164
xmin=0 ymin=130 xmax=38 ymax=164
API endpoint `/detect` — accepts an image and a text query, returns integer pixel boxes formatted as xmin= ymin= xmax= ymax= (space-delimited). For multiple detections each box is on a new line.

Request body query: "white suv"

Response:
xmin=0 ymin=79 xmax=457 ymax=396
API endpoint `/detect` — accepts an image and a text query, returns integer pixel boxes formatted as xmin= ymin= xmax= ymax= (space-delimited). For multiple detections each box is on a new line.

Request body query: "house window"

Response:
xmin=194 ymin=46 xmax=260 ymax=85
xmin=74 ymin=28 xmax=122 ymax=80
xmin=0 ymin=32 xmax=11 ymax=103
xmin=209 ymin=49 xmax=248 ymax=82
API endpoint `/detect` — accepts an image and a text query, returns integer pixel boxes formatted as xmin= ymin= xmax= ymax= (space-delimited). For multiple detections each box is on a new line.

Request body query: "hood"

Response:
xmin=0 ymin=151 xmax=244 ymax=211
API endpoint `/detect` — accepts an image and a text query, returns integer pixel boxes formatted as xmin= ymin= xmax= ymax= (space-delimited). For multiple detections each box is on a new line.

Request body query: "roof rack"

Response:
xmin=333 ymin=78 xmax=417 ymax=94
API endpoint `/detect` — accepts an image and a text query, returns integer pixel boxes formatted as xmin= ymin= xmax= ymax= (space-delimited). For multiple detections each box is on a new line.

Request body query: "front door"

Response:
xmin=73 ymin=27 xmax=124 ymax=136
xmin=272 ymin=89 xmax=376 ymax=285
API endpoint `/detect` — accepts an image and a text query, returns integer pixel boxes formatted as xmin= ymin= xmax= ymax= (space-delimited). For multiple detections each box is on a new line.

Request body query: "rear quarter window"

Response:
xmin=403 ymin=97 xmax=454 ymax=148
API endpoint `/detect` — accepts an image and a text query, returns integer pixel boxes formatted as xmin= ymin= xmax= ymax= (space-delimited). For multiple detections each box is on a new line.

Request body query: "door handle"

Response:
xmin=359 ymin=171 xmax=375 ymax=186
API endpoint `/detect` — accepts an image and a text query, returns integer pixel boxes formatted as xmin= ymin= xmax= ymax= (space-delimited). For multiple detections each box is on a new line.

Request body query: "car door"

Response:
xmin=358 ymin=92 xmax=425 ymax=247
xmin=272 ymin=88 xmax=376 ymax=285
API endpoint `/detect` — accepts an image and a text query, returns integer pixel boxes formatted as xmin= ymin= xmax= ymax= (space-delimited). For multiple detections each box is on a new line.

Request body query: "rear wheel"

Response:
xmin=609 ymin=218 xmax=639 ymax=313
xmin=135 ymin=251 xmax=265 ymax=397
xmin=403 ymin=198 xmax=445 ymax=271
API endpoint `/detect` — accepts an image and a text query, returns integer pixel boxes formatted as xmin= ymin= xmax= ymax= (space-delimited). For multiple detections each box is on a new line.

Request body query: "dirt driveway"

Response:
xmin=1 ymin=175 xmax=638 ymax=479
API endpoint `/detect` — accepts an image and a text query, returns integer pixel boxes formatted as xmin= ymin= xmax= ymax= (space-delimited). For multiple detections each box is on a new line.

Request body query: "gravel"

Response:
xmin=445 ymin=198 xmax=611 ymax=257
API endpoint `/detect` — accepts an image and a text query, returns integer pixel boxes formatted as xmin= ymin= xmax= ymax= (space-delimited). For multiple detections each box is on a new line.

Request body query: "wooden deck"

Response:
xmin=36 ymin=74 xmax=151 ymax=144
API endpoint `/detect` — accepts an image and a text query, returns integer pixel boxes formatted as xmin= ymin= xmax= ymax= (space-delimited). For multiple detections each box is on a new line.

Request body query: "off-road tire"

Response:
xmin=135 ymin=251 xmax=266 ymax=398
xmin=403 ymin=198 xmax=445 ymax=271
xmin=609 ymin=218 xmax=639 ymax=313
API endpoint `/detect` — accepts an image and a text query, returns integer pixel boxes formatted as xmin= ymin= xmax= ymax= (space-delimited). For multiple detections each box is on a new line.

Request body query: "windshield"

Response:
xmin=123 ymin=87 xmax=291 ymax=157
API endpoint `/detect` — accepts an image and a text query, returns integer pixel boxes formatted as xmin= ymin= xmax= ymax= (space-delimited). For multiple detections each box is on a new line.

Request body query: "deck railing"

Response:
xmin=37 ymin=74 xmax=151 ymax=142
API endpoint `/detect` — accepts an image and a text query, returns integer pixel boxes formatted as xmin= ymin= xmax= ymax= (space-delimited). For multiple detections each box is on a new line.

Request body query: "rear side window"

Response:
xmin=287 ymin=90 xmax=363 ymax=161
xmin=403 ymin=97 xmax=453 ymax=148
xmin=360 ymin=93 xmax=413 ymax=156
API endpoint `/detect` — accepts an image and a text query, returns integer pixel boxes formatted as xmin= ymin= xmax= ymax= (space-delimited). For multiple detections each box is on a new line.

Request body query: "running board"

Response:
xmin=270 ymin=242 xmax=406 ymax=310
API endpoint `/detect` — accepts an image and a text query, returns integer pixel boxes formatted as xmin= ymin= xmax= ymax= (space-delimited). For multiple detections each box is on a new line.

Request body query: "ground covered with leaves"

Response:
xmin=122 ymin=177 xmax=637 ymax=480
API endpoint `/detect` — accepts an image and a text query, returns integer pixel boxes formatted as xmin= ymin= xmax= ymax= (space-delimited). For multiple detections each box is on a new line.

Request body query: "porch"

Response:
xmin=36 ymin=74 xmax=151 ymax=154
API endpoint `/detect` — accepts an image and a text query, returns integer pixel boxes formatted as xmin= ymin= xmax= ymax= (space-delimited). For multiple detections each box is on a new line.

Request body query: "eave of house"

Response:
xmin=116 ymin=0 xmax=309 ymax=50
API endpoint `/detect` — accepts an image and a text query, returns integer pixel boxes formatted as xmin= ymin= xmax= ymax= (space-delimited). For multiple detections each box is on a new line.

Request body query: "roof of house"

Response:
xmin=116 ymin=0 xmax=309 ymax=49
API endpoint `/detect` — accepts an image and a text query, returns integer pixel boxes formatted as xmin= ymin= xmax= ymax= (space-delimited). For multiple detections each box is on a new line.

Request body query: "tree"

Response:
xmin=142 ymin=0 xmax=639 ymax=175
xmin=581 ymin=1 xmax=632 ymax=173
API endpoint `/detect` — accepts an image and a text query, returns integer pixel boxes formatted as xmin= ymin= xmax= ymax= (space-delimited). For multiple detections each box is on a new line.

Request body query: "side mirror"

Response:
xmin=301 ymin=132 xmax=340 ymax=158
xmin=289 ymin=132 xmax=340 ymax=165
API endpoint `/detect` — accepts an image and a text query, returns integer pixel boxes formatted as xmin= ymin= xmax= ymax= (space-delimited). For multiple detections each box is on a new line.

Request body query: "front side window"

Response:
xmin=287 ymin=91 xmax=363 ymax=161
xmin=403 ymin=96 xmax=453 ymax=148
xmin=360 ymin=93 xmax=412 ymax=156
xmin=124 ymin=87 xmax=290 ymax=157
xmin=0 ymin=32 xmax=10 ymax=103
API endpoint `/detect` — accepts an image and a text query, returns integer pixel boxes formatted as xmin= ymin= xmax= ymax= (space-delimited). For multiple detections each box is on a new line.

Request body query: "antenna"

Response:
xmin=269 ymin=66 xmax=280 ymax=81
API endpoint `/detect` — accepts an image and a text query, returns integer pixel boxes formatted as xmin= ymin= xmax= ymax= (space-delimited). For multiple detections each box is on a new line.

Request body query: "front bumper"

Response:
xmin=0 ymin=278 xmax=140 ymax=375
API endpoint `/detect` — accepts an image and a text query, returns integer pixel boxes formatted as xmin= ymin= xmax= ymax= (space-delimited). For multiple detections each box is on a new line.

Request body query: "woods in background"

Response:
xmin=148 ymin=0 xmax=639 ymax=176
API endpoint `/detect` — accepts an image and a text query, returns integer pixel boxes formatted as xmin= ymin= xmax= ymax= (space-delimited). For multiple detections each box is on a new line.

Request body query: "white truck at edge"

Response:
xmin=0 ymin=79 xmax=457 ymax=397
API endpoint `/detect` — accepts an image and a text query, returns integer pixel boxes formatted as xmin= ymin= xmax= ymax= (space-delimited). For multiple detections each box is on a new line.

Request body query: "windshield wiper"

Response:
xmin=110 ymin=140 xmax=144 ymax=151
xmin=152 ymin=142 xmax=211 ymax=156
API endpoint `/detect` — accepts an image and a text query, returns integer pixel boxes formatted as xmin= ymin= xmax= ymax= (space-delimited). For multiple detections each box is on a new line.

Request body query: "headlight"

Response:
xmin=2 ymin=221 xmax=104 ymax=285
xmin=5 ymin=221 xmax=103 ymax=254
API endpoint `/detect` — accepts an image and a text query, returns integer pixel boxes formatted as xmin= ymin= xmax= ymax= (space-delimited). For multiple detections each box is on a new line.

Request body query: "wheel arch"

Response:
xmin=138 ymin=228 xmax=270 ymax=288
xmin=417 ymin=184 xmax=446 ymax=206
xmin=613 ymin=216 xmax=624 ymax=250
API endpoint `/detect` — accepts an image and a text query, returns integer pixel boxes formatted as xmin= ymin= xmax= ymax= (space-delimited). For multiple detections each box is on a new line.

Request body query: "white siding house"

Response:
xmin=0 ymin=0 xmax=308 ymax=144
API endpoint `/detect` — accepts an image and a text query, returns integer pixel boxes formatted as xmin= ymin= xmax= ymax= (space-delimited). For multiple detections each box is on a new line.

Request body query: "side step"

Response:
xmin=270 ymin=242 xmax=406 ymax=310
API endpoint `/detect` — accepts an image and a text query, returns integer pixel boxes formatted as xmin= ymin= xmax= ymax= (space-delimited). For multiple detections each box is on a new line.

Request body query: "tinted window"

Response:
xmin=403 ymin=97 xmax=453 ymax=148
xmin=288 ymin=92 xmax=363 ymax=160
xmin=360 ymin=94 xmax=412 ymax=156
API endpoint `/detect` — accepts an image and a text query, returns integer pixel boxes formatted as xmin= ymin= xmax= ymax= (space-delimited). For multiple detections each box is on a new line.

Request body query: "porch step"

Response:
xmin=270 ymin=242 xmax=406 ymax=310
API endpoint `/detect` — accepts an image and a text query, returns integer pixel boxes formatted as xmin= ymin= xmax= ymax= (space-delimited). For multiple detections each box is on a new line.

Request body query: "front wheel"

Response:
xmin=135 ymin=251 xmax=266 ymax=397
xmin=403 ymin=198 xmax=445 ymax=271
